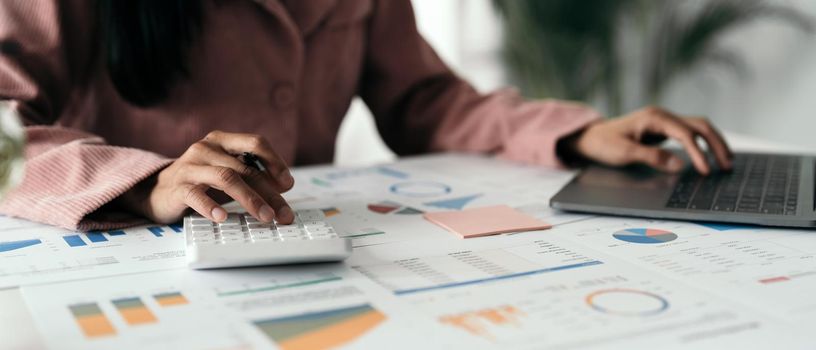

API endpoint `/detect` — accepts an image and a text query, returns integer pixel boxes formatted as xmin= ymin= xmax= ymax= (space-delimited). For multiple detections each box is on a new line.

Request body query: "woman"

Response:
xmin=0 ymin=0 xmax=731 ymax=230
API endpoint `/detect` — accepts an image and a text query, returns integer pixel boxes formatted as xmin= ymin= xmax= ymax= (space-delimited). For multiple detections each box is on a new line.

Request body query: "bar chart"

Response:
xmin=69 ymin=303 xmax=116 ymax=338
xmin=61 ymin=224 xmax=183 ymax=248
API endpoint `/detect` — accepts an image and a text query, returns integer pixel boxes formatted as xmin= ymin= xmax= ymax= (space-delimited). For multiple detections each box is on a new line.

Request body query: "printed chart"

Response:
xmin=367 ymin=201 xmax=423 ymax=215
xmin=62 ymin=225 xmax=183 ymax=247
xmin=554 ymin=217 xmax=816 ymax=324
xmin=612 ymin=228 xmax=678 ymax=244
xmin=350 ymin=236 xmax=603 ymax=295
xmin=0 ymin=239 xmax=42 ymax=252
xmin=585 ymin=288 xmax=669 ymax=317
xmin=69 ymin=303 xmax=116 ymax=338
xmin=69 ymin=292 xmax=189 ymax=339
xmin=389 ymin=181 xmax=452 ymax=198
xmin=0 ymin=223 xmax=187 ymax=288
xmin=424 ymin=194 xmax=483 ymax=210
xmin=253 ymin=304 xmax=386 ymax=350
xmin=439 ymin=305 xmax=525 ymax=341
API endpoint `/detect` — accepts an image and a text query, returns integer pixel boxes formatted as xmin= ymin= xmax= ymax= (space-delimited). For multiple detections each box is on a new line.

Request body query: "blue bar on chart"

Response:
xmin=86 ymin=232 xmax=108 ymax=243
xmin=147 ymin=227 xmax=164 ymax=237
xmin=63 ymin=235 xmax=87 ymax=247
xmin=108 ymin=230 xmax=126 ymax=236
xmin=169 ymin=224 xmax=183 ymax=233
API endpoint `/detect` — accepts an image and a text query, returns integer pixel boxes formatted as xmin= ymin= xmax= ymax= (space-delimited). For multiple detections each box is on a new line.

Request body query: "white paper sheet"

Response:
xmin=11 ymin=154 xmax=816 ymax=349
xmin=548 ymin=216 xmax=816 ymax=327
xmin=21 ymin=265 xmax=436 ymax=350
xmin=0 ymin=216 xmax=186 ymax=288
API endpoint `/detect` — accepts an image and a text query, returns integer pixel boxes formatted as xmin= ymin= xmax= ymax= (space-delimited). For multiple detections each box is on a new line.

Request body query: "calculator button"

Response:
xmin=301 ymin=220 xmax=327 ymax=227
xmin=278 ymin=227 xmax=300 ymax=235
xmin=281 ymin=235 xmax=306 ymax=241
xmin=279 ymin=230 xmax=305 ymax=237
xmin=247 ymin=223 xmax=272 ymax=229
xmin=306 ymin=227 xmax=334 ymax=234
xmin=252 ymin=234 xmax=273 ymax=240
xmin=248 ymin=229 xmax=274 ymax=237
xmin=309 ymin=232 xmax=336 ymax=239
xmin=223 ymin=215 xmax=242 ymax=223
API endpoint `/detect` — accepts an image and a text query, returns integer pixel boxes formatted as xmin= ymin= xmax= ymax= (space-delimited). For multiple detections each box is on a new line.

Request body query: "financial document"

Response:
xmin=0 ymin=216 xmax=186 ymax=288
xmin=6 ymin=154 xmax=816 ymax=349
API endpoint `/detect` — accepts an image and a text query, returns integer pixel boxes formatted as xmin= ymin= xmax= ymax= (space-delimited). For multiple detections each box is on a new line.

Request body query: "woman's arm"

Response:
xmin=359 ymin=0 xmax=601 ymax=167
xmin=0 ymin=1 xmax=296 ymax=230
xmin=0 ymin=0 xmax=174 ymax=230
xmin=359 ymin=0 xmax=732 ymax=172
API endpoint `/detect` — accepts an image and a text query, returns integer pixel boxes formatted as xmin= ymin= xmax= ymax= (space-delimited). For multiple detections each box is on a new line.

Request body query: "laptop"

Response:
xmin=550 ymin=152 xmax=816 ymax=228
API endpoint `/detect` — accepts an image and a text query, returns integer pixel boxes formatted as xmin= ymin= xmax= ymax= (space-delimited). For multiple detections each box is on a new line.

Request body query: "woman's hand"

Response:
xmin=120 ymin=131 xmax=295 ymax=224
xmin=561 ymin=106 xmax=733 ymax=175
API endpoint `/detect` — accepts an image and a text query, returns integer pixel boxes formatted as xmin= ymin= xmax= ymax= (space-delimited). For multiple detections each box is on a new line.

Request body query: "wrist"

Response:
xmin=114 ymin=174 xmax=158 ymax=219
xmin=556 ymin=124 xmax=592 ymax=167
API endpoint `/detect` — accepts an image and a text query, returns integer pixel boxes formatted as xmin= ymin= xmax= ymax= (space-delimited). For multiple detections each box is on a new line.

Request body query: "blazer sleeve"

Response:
xmin=0 ymin=0 xmax=172 ymax=230
xmin=359 ymin=0 xmax=602 ymax=166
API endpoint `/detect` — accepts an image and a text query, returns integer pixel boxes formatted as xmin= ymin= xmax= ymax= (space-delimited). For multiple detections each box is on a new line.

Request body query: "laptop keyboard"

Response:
xmin=666 ymin=154 xmax=800 ymax=215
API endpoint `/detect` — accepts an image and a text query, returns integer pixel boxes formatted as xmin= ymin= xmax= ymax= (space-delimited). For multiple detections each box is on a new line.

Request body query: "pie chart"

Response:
xmin=612 ymin=228 xmax=677 ymax=244
xmin=585 ymin=288 xmax=669 ymax=317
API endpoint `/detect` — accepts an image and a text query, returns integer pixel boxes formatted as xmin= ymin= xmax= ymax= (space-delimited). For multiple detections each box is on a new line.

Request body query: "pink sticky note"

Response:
xmin=423 ymin=205 xmax=552 ymax=238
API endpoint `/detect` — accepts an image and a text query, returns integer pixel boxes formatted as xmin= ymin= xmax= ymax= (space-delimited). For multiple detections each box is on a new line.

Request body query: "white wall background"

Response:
xmin=334 ymin=0 xmax=503 ymax=166
xmin=662 ymin=0 xmax=816 ymax=150
xmin=334 ymin=0 xmax=816 ymax=166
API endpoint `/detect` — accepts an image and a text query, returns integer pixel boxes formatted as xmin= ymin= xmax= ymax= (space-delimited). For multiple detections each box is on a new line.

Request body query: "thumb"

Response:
xmin=627 ymin=143 xmax=685 ymax=173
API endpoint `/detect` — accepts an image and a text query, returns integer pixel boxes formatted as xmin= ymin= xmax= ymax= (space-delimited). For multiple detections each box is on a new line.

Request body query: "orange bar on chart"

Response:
xmin=153 ymin=292 xmax=189 ymax=307
xmin=439 ymin=305 xmax=526 ymax=341
xmin=112 ymin=297 xmax=158 ymax=325
xmin=69 ymin=303 xmax=116 ymax=338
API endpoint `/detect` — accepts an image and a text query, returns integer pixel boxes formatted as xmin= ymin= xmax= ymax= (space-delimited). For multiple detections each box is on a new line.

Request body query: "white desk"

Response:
xmin=1 ymin=132 xmax=812 ymax=350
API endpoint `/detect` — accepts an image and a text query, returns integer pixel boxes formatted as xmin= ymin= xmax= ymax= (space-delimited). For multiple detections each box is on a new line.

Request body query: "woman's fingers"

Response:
xmin=623 ymin=141 xmax=686 ymax=173
xmin=640 ymin=110 xmax=711 ymax=175
xmin=203 ymin=131 xmax=294 ymax=191
xmin=682 ymin=117 xmax=734 ymax=170
xmin=180 ymin=165 xmax=276 ymax=223
xmin=574 ymin=107 xmax=734 ymax=175
xmin=187 ymin=141 xmax=275 ymax=185
xmin=183 ymin=140 xmax=293 ymax=220
xmin=266 ymin=192 xmax=294 ymax=224
xmin=177 ymin=184 xmax=227 ymax=222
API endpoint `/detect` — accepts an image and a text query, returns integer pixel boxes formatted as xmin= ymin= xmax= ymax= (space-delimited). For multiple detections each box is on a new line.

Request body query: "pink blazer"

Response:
xmin=0 ymin=0 xmax=600 ymax=230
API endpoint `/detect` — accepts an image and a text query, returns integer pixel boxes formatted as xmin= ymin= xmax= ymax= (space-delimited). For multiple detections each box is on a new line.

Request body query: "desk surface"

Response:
xmin=2 ymin=132 xmax=814 ymax=350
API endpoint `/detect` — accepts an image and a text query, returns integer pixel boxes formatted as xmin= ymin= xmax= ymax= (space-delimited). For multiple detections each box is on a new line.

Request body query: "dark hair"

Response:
xmin=96 ymin=0 xmax=203 ymax=107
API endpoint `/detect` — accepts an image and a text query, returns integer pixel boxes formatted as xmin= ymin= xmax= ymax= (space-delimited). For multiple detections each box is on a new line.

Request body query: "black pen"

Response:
xmin=241 ymin=152 xmax=266 ymax=172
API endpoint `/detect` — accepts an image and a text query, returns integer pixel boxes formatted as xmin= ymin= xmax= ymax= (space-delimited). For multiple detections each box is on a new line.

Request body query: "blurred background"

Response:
xmin=335 ymin=0 xmax=816 ymax=166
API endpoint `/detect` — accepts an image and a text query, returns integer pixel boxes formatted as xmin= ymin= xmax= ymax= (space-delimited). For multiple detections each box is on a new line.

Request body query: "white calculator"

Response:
xmin=183 ymin=209 xmax=352 ymax=269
